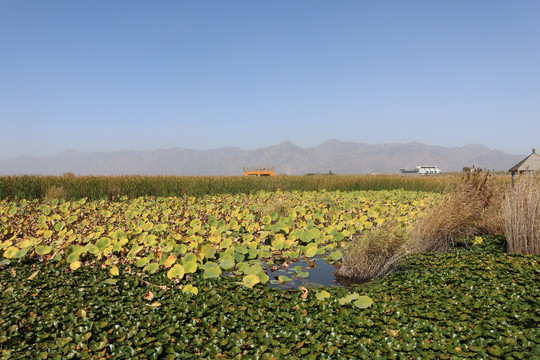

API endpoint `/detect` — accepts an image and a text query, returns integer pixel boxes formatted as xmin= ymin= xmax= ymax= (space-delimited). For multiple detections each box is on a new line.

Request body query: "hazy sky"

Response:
xmin=1 ymin=1 xmax=539 ymax=160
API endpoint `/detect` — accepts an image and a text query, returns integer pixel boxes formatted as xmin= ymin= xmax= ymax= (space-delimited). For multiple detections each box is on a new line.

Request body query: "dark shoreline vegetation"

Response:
xmin=1 ymin=236 xmax=538 ymax=359
xmin=0 ymin=174 xmax=479 ymax=201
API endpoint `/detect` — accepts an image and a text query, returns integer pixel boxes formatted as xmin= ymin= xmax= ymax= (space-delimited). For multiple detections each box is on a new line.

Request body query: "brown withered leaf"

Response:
xmin=143 ymin=291 xmax=154 ymax=301
xmin=299 ymin=286 xmax=309 ymax=299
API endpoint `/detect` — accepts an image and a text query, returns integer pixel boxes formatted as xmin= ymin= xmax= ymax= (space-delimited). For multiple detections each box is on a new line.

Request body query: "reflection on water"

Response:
xmin=263 ymin=256 xmax=360 ymax=289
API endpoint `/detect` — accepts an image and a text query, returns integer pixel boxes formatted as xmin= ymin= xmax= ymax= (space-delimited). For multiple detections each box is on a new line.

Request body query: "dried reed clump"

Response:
xmin=503 ymin=173 xmax=540 ymax=254
xmin=256 ymin=197 xmax=288 ymax=220
xmin=108 ymin=186 xmax=121 ymax=202
xmin=336 ymin=171 xmax=507 ymax=283
xmin=335 ymin=223 xmax=408 ymax=282
xmin=409 ymin=170 xmax=504 ymax=253
xmin=43 ymin=186 xmax=66 ymax=204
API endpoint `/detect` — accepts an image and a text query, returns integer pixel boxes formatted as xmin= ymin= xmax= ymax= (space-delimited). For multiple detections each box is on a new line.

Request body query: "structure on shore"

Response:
xmin=400 ymin=165 xmax=440 ymax=175
xmin=509 ymin=148 xmax=540 ymax=177
xmin=243 ymin=166 xmax=275 ymax=177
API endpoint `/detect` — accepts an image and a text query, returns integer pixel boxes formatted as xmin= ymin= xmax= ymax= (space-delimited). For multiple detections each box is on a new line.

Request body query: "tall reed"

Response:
xmin=503 ymin=173 xmax=540 ymax=254
xmin=0 ymin=174 xmax=469 ymax=200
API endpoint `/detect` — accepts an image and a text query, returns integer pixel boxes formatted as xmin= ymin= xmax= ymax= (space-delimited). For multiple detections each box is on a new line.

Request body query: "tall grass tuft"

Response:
xmin=337 ymin=170 xmax=507 ymax=283
xmin=43 ymin=186 xmax=66 ymax=205
xmin=335 ymin=223 xmax=409 ymax=283
xmin=409 ymin=170 xmax=504 ymax=253
xmin=503 ymin=173 xmax=540 ymax=254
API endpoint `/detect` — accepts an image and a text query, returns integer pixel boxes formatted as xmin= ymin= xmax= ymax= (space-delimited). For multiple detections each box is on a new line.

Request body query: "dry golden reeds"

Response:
xmin=337 ymin=171 xmax=509 ymax=283
xmin=409 ymin=170 xmax=504 ymax=253
xmin=43 ymin=186 xmax=66 ymax=204
xmin=503 ymin=172 xmax=540 ymax=254
xmin=335 ymin=223 xmax=408 ymax=282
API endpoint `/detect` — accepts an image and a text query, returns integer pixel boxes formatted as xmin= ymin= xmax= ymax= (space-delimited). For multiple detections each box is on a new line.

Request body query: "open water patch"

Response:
xmin=262 ymin=256 xmax=354 ymax=289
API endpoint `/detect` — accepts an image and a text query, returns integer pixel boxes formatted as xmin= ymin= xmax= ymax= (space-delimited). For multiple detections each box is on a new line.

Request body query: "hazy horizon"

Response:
xmin=1 ymin=1 xmax=539 ymax=160
xmin=0 ymin=139 xmax=530 ymax=161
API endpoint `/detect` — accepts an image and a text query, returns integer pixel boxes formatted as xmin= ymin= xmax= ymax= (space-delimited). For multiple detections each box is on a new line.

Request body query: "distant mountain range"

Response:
xmin=0 ymin=140 xmax=525 ymax=176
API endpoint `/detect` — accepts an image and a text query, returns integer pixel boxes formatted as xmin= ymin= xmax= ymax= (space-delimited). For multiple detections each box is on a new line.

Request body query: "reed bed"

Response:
xmin=503 ymin=172 xmax=540 ymax=254
xmin=0 ymin=174 xmax=477 ymax=200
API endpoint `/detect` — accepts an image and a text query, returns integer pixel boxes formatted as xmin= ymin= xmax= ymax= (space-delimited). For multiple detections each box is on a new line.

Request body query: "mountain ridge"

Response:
xmin=0 ymin=140 xmax=525 ymax=176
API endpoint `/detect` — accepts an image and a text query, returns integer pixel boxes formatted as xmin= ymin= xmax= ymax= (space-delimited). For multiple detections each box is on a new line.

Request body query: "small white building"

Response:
xmin=400 ymin=165 xmax=440 ymax=175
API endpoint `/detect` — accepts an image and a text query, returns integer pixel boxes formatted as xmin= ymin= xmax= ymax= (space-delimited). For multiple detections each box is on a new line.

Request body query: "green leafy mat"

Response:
xmin=1 ymin=237 xmax=538 ymax=359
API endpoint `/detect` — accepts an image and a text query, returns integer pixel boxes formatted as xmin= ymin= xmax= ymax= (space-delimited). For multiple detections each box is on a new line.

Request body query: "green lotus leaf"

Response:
xmin=154 ymin=223 xmax=168 ymax=232
xmin=54 ymin=221 xmax=65 ymax=232
xmin=143 ymin=234 xmax=157 ymax=247
xmin=235 ymin=245 xmax=248 ymax=254
xmin=247 ymin=248 xmax=258 ymax=259
xmin=167 ymin=264 xmax=185 ymax=280
xmin=3 ymin=246 xmax=19 ymax=259
xmin=221 ymin=238 xmax=233 ymax=248
xmin=271 ymin=221 xmax=285 ymax=233
xmin=236 ymin=261 xmax=250 ymax=273
xmin=261 ymin=215 xmax=272 ymax=225
xmin=272 ymin=235 xmax=285 ymax=250
xmin=161 ymin=244 xmax=174 ymax=253
xmin=39 ymin=205 xmax=51 ymax=215
xmin=338 ymin=293 xmax=360 ymax=305
xmin=219 ymin=257 xmax=235 ymax=270
xmin=144 ymin=262 xmax=159 ymax=274
xmin=182 ymin=252 xmax=198 ymax=264
xmin=201 ymin=244 xmax=216 ymax=259
xmin=327 ymin=251 xmax=343 ymax=261
xmin=182 ymin=284 xmax=198 ymax=295
xmin=234 ymin=252 xmax=245 ymax=262
xmin=256 ymin=271 xmax=269 ymax=284
xmin=110 ymin=266 xmax=119 ymax=276
xmin=16 ymin=239 xmax=35 ymax=249
xmin=143 ymin=222 xmax=154 ymax=231
xmin=35 ymin=245 xmax=52 ymax=256
xmin=353 ymin=296 xmax=373 ymax=309
xmin=278 ymin=275 xmax=292 ymax=283
xmin=203 ymin=263 xmax=222 ymax=279
xmin=183 ymin=260 xmax=198 ymax=274
xmin=96 ymin=237 xmax=112 ymax=251
xmin=296 ymin=271 xmax=309 ymax=278
xmin=66 ymin=253 xmax=80 ymax=263
xmin=243 ymin=274 xmax=261 ymax=288
xmin=244 ymin=264 xmax=263 ymax=275
xmin=305 ymin=245 xmax=318 ymax=258
xmin=190 ymin=219 xmax=201 ymax=228
xmin=86 ymin=244 xmax=100 ymax=255
xmin=175 ymin=244 xmax=188 ymax=255
xmin=316 ymin=290 xmax=331 ymax=301
xmin=136 ymin=257 xmax=149 ymax=267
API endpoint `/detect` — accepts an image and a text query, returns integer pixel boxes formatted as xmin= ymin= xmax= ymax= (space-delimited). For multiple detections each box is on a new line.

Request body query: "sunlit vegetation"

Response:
xmin=1 ymin=236 xmax=537 ymax=358
xmin=0 ymin=173 xmax=538 ymax=358
xmin=504 ymin=172 xmax=540 ymax=254
xmin=0 ymin=174 xmax=467 ymax=201
xmin=0 ymin=190 xmax=436 ymax=287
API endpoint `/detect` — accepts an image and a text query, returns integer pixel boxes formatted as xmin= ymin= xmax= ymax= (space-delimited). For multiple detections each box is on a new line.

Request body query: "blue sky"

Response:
xmin=1 ymin=1 xmax=539 ymax=160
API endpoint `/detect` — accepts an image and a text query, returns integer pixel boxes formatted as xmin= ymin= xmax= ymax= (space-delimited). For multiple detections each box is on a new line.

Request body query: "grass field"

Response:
xmin=0 ymin=174 xmax=468 ymax=201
